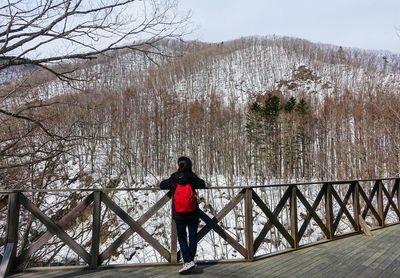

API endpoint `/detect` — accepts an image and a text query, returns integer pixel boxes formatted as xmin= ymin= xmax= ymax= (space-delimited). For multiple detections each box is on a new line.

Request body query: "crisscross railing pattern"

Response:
xmin=0 ymin=178 xmax=399 ymax=277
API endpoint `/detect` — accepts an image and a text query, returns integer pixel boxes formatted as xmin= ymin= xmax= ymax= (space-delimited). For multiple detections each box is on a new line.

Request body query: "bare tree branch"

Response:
xmin=0 ymin=107 xmax=59 ymax=137
xmin=0 ymin=0 xmax=191 ymax=73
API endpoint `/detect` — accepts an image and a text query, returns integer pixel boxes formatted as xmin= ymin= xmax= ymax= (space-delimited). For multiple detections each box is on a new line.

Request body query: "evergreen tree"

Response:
xmin=264 ymin=94 xmax=281 ymax=117
xmin=284 ymin=96 xmax=296 ymax=113
xmin=295 ymin=99 xmax=309 ymax=115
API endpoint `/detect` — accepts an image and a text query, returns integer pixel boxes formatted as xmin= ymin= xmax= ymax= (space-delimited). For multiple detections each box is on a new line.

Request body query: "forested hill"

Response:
xmin=2 ymin=36 xmax=400 ymax=189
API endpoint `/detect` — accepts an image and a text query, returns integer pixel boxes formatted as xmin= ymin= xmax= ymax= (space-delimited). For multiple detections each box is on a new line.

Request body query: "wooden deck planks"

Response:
xmin=9 ymin=224 xmax=400 ymax=278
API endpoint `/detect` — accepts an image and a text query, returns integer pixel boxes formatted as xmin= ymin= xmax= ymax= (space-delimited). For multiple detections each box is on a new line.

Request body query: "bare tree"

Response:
xmin=0 ymin=0 xmax=190 ymax=183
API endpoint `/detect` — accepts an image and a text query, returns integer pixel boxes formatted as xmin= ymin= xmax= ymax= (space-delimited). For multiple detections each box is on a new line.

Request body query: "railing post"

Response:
xmin=0 ymin=193 xmax=20 ymax=277
xmin=324 ymin=184 xmax=334 ymax=239
xmin=171 ymin=207 xmax=177 ymax=264
xmin=90 ymin=191 xmax=101 ymax=269
xmin=290 ymin=186 xmax=299 ymax=249
xmin=352 ymin=182 xmax=361 ymax=232
xmin=377 ymin=180 xmax=384 ymax=226
xmin=397 ymin=178 xmax=400 ymax=222
xmin=245 ymin=188 xmax=254 ymax=260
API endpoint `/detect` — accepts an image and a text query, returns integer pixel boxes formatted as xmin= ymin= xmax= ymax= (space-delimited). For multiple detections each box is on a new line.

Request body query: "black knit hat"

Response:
xmin=177 ymin=156 xmax=192 ymax=172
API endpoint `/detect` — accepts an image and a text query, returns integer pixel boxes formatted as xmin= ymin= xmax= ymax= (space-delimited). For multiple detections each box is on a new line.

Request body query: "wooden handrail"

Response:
xmin=0 ymin=176 xmax=398 ymax=194
xmin=0 ymin=178 xmax=398 ymax=277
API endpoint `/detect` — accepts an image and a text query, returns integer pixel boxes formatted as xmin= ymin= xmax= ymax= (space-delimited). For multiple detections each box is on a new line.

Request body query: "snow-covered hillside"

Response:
xmin=3 ymin=36 xmax=400 ymax=188
xmin=5 ymin=36 xmax=400 ymax=108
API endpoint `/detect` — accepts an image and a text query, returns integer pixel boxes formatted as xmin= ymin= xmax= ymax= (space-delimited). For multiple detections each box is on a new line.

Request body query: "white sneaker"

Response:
xmin=179 ymin=261 xmax=195 ymax=274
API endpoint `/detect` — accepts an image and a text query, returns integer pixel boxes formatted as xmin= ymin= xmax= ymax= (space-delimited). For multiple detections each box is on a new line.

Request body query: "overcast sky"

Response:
xmin=179 ymin=0 xmax=400 ymax=54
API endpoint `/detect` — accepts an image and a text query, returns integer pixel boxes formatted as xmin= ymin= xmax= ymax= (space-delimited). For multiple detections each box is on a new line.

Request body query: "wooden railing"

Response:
xmin=0 ymin=178 xmax=399 ymax=277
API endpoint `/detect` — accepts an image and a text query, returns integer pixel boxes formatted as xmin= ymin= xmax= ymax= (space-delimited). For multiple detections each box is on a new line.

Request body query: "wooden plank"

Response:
xmin=289 ymin=253 xmax=334 ymax=277
xmin=169 ymin=189 xmax=178 ymax=263
xmin=253 ymin=187 xmax=291 ymax=253
xmin=352 ymin=182 xmax=361 ymax=232
xmin=361 ymin=180 xmax=379 ymax=219
xmin=377 ymin=180 xmax=384 ymax=226
xmin=359 ymin=186 xmax=382 ymax=224
xmin=19 ymin=193 xmax=91 ymax=264
xmin=0 ymin=195 xmax=8 ymax=211
xmin=297 ymin=186 xmax=326 ymax=240
xmin=331 ymin=186 xmax=358 ymax=231
xmin=197 ymin=189 xmax=245 ymax=241
xmin=139 ymin=191 xmax=172 ymax=225
xmin=290 ymin=186 xmax=299 ymax=249
xmin=382 ymin=182 xmax=396 ymax=219
xmin=252 ymin=189 xmax=294 ymax=249
xmin=332 ymin=185 xmax=354 ymax=231
xmin=375 ymin=231 xmax=400 ymax=271
xmin=244 ymin=188 xmax=253 ymax=260
xmin=0 ymin=243 xmax=15 ymax=278
xmin=170 ymin=217 xmax=177 ymax=264
xmin=397 ymin=179 xmax=400 ymax=221
xmin=256 ymin=244 xmax=316 ymax=274
xmin=0 ymin=178 xmax=398 ymax=194
xmin=382 ymin=183 xmax=400 ymax=220
xmin=90 ymin=191 xmax=101 ymax=269
xmin=99 ymin=191 xmax=172 ymax=263
xmin=332 ymin=233 xmax=377 ymax=277
xmin=267 ymin=245 xmax=328 ymax=276
xmin=368 ymin=238 xmax=400 ymax=271
xmin=15 ymin=193 xmax=94 ymax=269
xmin=5 ymin=193 xmax=19 ymax=244
xmin=0 ymin=193 xmax=19 ymax=277
xmin=198 ymin=210 xmax=248 ymax=258
xmin=101 ymin=193 xmax=171 ymax=262
xmin=359 ymin=215 xmax=372 ymax=236
xmin=324 ymin=183 xmax=334 ymax=239
xmin=270 ymin=224 xmax=399 ymax=277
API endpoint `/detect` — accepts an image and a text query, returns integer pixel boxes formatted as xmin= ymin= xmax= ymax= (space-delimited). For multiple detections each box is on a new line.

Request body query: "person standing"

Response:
xmin=160 ymin=156 xmax=206 ymax=274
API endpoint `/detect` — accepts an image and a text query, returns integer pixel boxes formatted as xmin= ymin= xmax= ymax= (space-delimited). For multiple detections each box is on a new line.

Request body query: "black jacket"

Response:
xmin=160 ymin=171 xmax=206 ymax=223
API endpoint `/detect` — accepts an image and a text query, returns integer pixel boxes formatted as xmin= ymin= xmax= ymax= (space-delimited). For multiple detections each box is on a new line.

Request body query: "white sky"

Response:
xmin=179 ymin=0 xmax=400 ymax=54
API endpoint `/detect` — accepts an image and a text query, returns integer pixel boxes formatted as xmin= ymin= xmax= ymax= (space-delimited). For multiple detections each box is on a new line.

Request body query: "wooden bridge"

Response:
xmin=0 ymin=178 xmax=399 ymax=277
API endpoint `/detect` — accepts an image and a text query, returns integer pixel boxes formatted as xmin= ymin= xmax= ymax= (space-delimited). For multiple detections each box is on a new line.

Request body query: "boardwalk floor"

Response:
xmin=11 ymin=224 xmax=400 ymax=278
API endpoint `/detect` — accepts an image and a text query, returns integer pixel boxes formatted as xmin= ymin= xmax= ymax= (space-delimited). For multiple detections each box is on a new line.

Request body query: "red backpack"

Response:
xmin=174 ymin=183 xmax=197 ymax=213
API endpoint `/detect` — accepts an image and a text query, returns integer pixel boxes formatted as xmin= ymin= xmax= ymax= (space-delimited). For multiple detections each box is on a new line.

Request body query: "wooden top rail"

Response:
xmin=0 ymin=177 xmax=398 ymax=194
xmin=0 ymin=177 xmax=399 ymax=277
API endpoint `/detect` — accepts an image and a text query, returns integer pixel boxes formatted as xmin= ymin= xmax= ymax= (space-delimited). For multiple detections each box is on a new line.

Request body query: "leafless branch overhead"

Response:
xmin=0 ymin=0 xmax=191 ymax=75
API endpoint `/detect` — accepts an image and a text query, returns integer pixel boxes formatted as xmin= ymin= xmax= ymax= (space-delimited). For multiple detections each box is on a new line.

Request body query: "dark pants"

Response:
xmin=176 ymin=220 xmax=199 ymax=263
